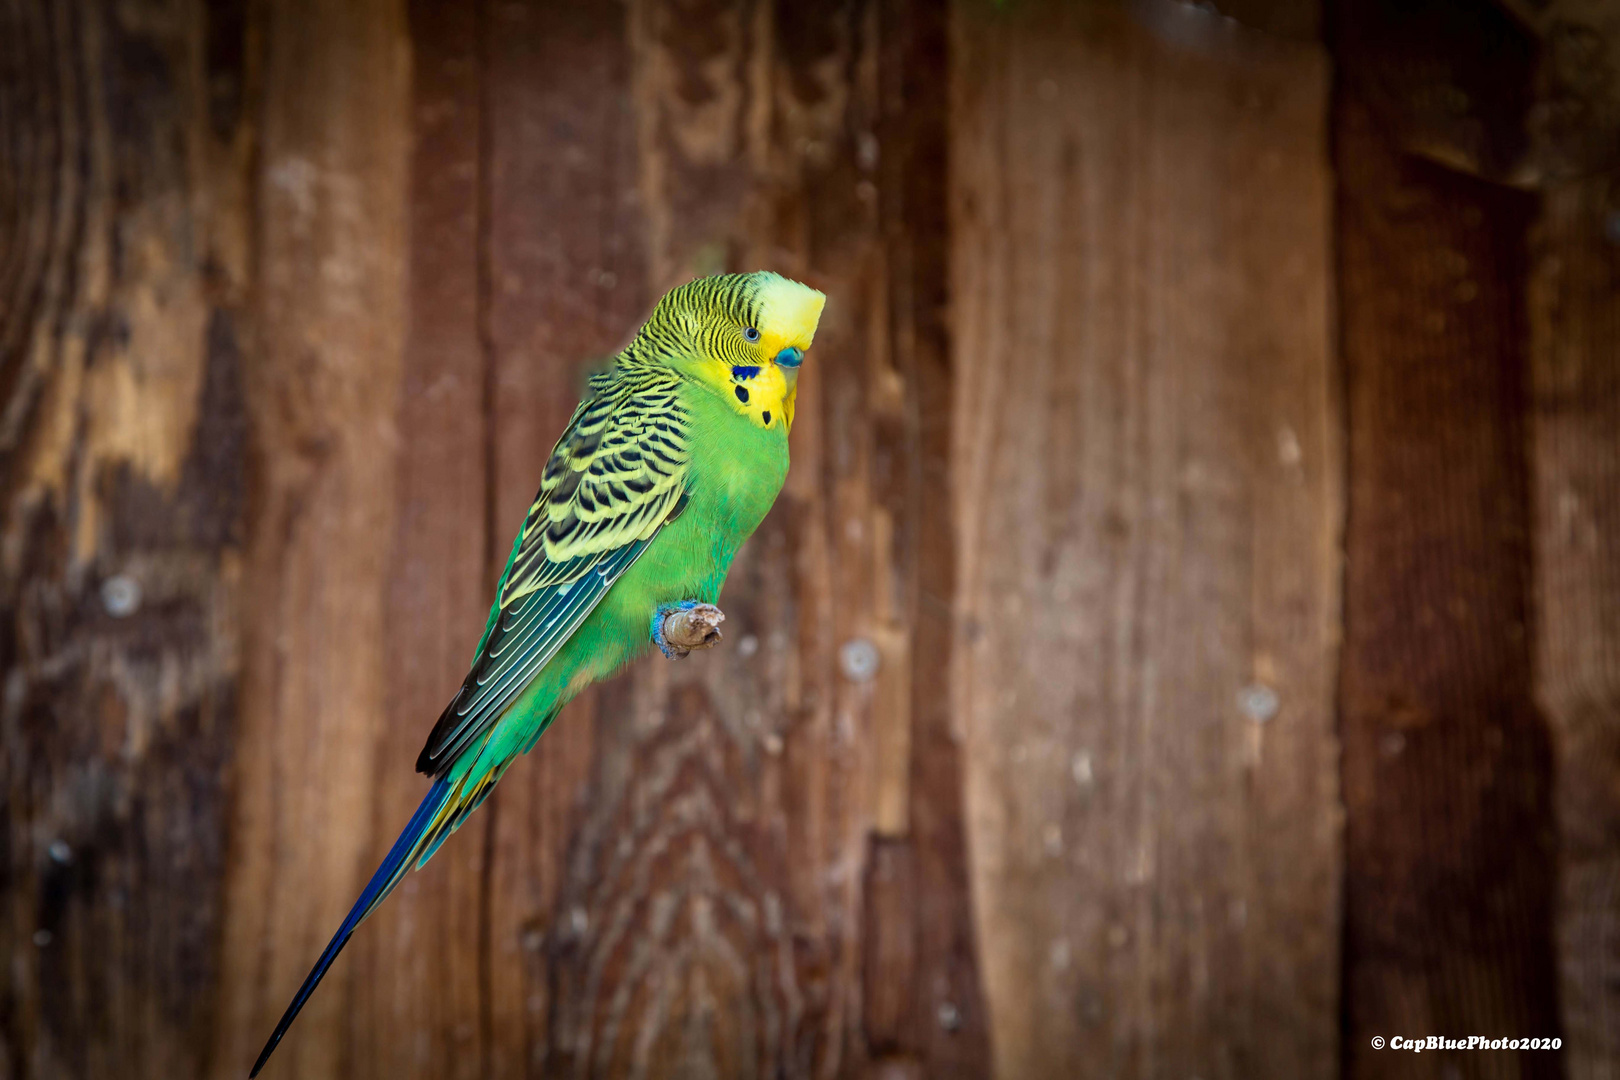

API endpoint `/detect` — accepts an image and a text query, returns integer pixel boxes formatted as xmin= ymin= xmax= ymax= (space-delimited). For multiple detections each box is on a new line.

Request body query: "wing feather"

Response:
xmin=415 ymin=368 xmax=690 ymax=776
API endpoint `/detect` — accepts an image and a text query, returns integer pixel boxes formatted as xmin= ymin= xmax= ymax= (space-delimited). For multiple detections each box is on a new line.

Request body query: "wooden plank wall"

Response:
xmin=1334 ymin=5 xmax=1560 ymax=1078
xmin=211 ymin=2 xmax=413 ymax=1078
xmin=1333 ymin=3 xmax=1620 ymax=1078
xmin=1530 ymin=3 xmax=1620 ymax=1077
xmin=6 ymin=1 xmax=1620 ymax=1079
xmin=0 ymin=0 xmax=255 ymax=1075
xmin=950 ymin=3 xmax=1342 ymax=1078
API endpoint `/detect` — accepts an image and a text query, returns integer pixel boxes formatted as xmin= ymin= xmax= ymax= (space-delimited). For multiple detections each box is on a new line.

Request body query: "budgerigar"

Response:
xmin=250 ymin=271 xmax=825 ymax=1076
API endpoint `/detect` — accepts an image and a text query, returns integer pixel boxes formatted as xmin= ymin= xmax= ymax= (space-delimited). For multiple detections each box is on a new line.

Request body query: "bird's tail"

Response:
xmin=249 ymin=778 xmax=453 ymax=1077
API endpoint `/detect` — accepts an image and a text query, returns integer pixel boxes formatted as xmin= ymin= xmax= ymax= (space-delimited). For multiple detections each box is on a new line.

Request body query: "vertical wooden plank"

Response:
xmin=866 ymin=0 xmax=989 ymax=1073
xmin=211 ymin=0 xmax=411 ymax=1076
xmin=347 ymin=2 xmax=489 ymax=1078
xmin=1534 ymin=176 xmax=1620 ymax=1080
xmin=1530 ymin=3 xmax=1620 ymax=1074
xmin=478 ymin=2 xmax=651 ymax=1075
xmin=951 ymin=3 xmax=1342 ymax=1077
xmin=1335 ymin=3 xmax=1561 ymax=1075
xmin=0 ymin=0 xmax=253 ymax=1075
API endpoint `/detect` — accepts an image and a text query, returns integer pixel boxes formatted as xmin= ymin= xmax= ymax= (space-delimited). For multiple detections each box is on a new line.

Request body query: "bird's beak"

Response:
xmin=775 ymin=348 xmax=803 ymax=431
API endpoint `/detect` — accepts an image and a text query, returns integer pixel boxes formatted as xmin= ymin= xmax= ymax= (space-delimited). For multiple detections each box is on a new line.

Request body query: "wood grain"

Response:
xmin=0 ymin=0 xmax=252 ymax=1075
xmin=479 ymin=2 xmax=654 ymax=1074
xmin=210 ymin=0 xmax=411 ymax=1076
xmin=1534 ymin=176 xmax=1620 ymax=1080
xmin=1335 ymin=40 xmax=1560 ymax=1080
xmin=951 ymin=3 xmax=1342 ymax=1077
xmin=1530 ymin=4 xmax=1620 ymax=1074
xmin=346 ymin=0 xmax=489 ymax=1075
xmin=12 ymin=1 xmax=1620 ymax=1077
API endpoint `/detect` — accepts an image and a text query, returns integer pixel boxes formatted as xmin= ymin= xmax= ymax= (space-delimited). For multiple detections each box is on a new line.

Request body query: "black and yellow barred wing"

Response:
xmin=503 ymin=371 xmax=689 ymax=603
xmin=414 ymin=368 xmax=691 ymax=776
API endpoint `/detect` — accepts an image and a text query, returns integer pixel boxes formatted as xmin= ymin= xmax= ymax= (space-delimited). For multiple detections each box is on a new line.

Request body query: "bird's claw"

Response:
xmin=653 ymin=601 xmax=725 ymax=659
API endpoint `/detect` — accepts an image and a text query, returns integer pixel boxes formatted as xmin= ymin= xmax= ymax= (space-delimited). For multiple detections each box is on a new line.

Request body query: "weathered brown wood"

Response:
xmin=1335 ymin=5 xmax=1561 ymax=1073
xmin=1334 ymin=0 xmax=1537 ymax=185
xmin=951 ymin=2 xmax=1342 ymax=1077
xmin=868 ymin=0 xmax=988 ymax=1073
xmin=19 ymin=1 xmax=1620 ymax=1076
xmin=0 ymin=0 xmax=252 ymax=1075
xmin=211 ymin=1 xmax=411 ymax=1077
xmin=1529 ymin=3 xmax=1620 ymax=1074
xmin=347 ymin=0 xmax=489 ymax=1076
xmin=1533 ymin=176 xmax=1620 ymax=1080
xmin=477 ymin=2 xmax=651 ymax=1076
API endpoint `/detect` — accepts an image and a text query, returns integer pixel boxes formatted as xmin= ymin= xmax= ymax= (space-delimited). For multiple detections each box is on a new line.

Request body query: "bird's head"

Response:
xmin=636 ymin=271 xmax=825 ymax=432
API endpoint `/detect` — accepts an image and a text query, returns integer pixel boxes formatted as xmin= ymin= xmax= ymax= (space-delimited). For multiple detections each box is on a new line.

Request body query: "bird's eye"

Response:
xmin=743 ymin=326 xmax=760 ymax=343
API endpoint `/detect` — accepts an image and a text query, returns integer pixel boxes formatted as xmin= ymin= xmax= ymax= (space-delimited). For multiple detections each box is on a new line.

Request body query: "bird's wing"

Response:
xmin=415 ymin=369 xmax=691 ymax=776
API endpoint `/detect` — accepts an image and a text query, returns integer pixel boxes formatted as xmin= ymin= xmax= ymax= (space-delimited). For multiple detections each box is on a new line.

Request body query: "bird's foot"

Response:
xmin=653 ymin=601 xmax=725 ymax=659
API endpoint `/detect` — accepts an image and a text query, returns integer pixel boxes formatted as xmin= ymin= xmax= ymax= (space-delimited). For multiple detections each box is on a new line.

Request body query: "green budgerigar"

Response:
xmin=250 ymin=271 xmax=825 ymax=1076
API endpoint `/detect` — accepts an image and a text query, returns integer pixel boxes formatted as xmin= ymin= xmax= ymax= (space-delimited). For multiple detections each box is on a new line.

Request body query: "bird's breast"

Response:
xmin=685 ymin=389 xmax=789 ymax=543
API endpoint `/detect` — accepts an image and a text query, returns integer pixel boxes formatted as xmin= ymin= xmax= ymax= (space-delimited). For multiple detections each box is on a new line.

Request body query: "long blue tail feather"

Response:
xmin=248 ymin=779 xmax=452 ymax=1077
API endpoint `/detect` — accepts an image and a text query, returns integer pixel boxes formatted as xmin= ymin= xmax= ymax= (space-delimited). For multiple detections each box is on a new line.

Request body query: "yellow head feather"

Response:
xmin=751 ymin=274 xmax=823 ymax=432
xmin=753 ymin=274 xmax=826 ymax=354
xmin=636 ymin=271 xmax=825 ymax=433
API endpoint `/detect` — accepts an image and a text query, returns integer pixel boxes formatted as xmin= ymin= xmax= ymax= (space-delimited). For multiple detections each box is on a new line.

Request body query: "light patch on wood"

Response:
xmin=870 ymin=624 xmax=912 ymax=838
